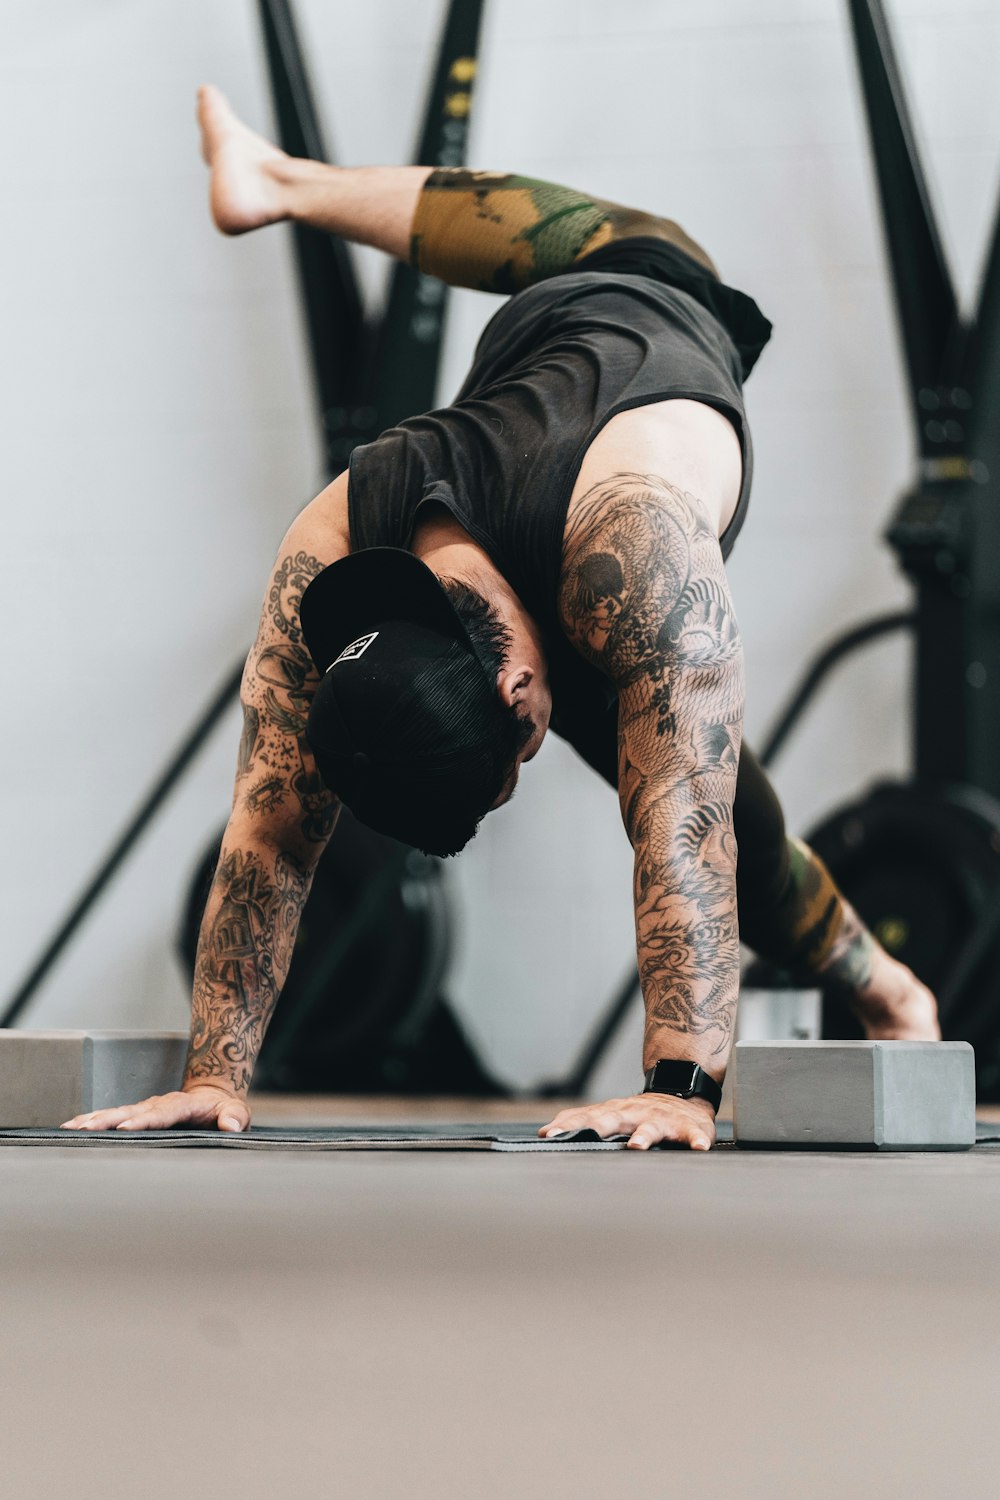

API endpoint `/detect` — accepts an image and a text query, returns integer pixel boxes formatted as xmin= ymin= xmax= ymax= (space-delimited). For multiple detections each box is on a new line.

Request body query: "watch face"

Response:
xmin=648 ymin=1061 xmax=699 ymax=1094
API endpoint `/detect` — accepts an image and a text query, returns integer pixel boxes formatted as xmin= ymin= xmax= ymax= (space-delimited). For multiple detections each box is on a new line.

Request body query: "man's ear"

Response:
xmin=496 ymin=664 xmax=533 ymax=708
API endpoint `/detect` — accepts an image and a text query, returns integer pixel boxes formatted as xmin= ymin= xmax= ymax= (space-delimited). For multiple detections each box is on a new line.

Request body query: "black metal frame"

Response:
xmin=848 ymin=0 xmax=1000 ymax=798
xmin=758 ymin=2 xmax=1000 ymax=793
xmin=259 ymin=0 xmax=486 ymax=470
xmin=2 ymin=0 xmax=486 ymax=1027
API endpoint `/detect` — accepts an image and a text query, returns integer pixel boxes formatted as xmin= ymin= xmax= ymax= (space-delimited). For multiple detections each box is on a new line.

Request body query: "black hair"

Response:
xmin=400 ymin=578 xmax=534 ymax=858
xmin=441 ymin=579 xmax=513 ymax=676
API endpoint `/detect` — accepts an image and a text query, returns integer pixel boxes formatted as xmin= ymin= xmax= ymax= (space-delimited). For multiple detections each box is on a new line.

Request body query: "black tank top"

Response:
xmin=347 ymin=240 xmax=772 ymax=744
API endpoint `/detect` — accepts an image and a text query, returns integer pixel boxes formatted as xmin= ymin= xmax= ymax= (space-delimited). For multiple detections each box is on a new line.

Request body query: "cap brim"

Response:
xmin=299 ymin=547 xmax=471 ymax=674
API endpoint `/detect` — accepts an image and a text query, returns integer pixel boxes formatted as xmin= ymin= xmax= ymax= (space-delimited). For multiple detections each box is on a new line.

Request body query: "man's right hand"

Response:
xmin=60 ymin=1085 xmax=250 ymax=1134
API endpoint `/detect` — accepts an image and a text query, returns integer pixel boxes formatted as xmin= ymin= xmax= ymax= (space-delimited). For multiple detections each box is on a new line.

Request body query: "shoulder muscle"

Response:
xmin=558 ymin=471 xmax=743 ymax=830
xmin=559 ymin=471 xmax=739 ymax=684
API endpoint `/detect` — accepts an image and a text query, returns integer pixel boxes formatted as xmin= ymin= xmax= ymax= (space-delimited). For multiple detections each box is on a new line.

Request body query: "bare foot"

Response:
xmin=851 ymin=945 xmax=942 ymax=1041
xmin=196 ymin=84 xmax=289 ymax=235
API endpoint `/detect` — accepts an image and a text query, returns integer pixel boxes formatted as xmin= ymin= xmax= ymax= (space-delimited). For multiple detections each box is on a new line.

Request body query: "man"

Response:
xmin=62 ymin=86 xmax=939 ymax=1148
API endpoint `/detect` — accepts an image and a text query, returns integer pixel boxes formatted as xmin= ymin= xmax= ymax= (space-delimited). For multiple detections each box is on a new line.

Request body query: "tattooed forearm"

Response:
xmin=560 ymin=473 xmax=744 ymax=1066
xmin=185 ymin=843 xmax=311 ymax=1093
xmin=631 ymin=785 xmax=741 ymax=1060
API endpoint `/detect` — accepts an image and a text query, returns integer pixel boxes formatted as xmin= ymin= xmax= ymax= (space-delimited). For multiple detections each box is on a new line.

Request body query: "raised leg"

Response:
xmin=196 ymin=84 xmax=430 ymax=255
xmin=196 ymin=85 xmax=715 ymax=292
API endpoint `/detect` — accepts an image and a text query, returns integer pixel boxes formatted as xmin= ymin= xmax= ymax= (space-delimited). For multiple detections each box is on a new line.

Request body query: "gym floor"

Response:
xmin=3 ymin=1097 xmax=999 ymax=1499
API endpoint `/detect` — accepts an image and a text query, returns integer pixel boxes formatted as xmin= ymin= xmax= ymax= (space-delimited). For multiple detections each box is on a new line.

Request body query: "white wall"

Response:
xmin=2 ymin=1 xmax=998 ymax=1092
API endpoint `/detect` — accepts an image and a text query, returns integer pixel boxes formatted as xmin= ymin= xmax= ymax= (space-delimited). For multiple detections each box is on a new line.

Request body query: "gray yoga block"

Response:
xmin=732 ymin=1040 xmax=976 ymax=1151
xmin=0 ymin=1030 xmax=189 ymax=1127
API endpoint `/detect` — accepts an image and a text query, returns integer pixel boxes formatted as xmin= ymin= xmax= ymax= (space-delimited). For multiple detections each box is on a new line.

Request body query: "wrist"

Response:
xmin=181 ymin=1077 xmax=245 ymax=1100
xmin=642 ymin=1058 xmax=723 ymax=1114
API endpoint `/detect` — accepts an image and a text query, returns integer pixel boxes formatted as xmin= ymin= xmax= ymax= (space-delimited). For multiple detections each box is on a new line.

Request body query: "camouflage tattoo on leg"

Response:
xmin=559 ymin=473 xmax=743 ymax=1063
xmin=765 ymin=836 xmax=877 ymax=989
xmin=410 ymin=170 xmax=718 ymax=295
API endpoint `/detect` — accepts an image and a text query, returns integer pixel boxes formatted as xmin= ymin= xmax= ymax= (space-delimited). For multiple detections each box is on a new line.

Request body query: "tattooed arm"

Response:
xmin=62 ymin=479 xmax=350 ymax=1132
xmin=181 ymin=544 xmax=341 ymax=1103
xmin=541 ymin=473 xmax=743 ymax=1151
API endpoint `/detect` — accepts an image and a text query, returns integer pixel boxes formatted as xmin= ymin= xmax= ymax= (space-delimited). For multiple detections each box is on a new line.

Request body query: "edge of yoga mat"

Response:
xmin=0 ymin=1121 xmax=994 ymax=1151
xmin=0 ymin=1123 xmax=629 ymax=1151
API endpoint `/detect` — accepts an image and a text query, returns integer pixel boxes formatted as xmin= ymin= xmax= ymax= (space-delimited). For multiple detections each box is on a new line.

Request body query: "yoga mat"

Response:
xmin=0 ymin=1122 xmax=631 ymax=1151
xmin=0 ymin=1120 xmax=994 ymax=1151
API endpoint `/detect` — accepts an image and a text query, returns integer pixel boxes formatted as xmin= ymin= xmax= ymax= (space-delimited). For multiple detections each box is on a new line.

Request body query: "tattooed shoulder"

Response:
xmin=559 ymin=472 xmax=739 ymax=685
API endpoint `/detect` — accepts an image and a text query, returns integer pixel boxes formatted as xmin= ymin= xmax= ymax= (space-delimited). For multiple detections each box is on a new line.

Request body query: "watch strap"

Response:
xmin=642 ymin=1060 xmax=722 ymax=1113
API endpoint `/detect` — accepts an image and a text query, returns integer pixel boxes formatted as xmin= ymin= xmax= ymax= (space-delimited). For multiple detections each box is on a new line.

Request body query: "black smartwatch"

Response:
xmin=642 ymin=1060 xmax=722 ymax=1114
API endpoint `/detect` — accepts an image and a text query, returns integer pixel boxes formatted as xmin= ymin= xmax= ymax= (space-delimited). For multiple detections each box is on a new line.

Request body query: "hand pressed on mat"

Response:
xmin=539 ymin=1093 xmax=716 ymax=1151
xmin=60 ymin=1085 xmax=250 ymax=1134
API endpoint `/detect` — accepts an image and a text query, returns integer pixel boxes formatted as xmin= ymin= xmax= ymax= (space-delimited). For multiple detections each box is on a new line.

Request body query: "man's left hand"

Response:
xmin=539 ymin=1093 xmax=717 ymax=1151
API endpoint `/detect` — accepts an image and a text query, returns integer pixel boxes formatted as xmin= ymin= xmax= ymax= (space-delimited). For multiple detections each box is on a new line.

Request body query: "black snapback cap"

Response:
xmin=299 ymin=547 xmax=486 ymax=677
xmin=299 ymin=548 xmax=505 ymax=846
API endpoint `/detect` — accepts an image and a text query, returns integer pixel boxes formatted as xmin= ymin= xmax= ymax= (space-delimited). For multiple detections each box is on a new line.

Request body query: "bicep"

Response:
xmin=558 ymin=472 xmax=744 ymax=838
xmin=232 ymin=637 xmax=338 ymax=858
xmin=231 ymin=496 xmax=349 ymax=856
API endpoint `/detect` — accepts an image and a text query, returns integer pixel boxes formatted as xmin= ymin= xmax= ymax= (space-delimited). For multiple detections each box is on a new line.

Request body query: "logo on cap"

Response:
xmin=330 ymin=631 xmax=379 ymax=670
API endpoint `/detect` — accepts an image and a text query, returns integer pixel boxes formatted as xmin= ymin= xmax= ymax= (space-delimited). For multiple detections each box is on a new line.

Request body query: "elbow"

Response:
xmin=228 ymin=793 xmax=341 ymax=866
